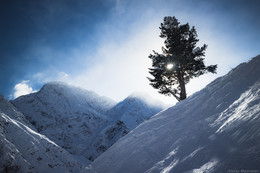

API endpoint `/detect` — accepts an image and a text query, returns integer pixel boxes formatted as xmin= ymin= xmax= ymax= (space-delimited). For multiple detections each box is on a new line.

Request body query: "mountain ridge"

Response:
xmin=0 ymin=94 xmax=86 ymax=173
xmin=11 ymin=82 xmax=164 ymax=162
xmin=2 ymin=55 xmax=260 ymax=172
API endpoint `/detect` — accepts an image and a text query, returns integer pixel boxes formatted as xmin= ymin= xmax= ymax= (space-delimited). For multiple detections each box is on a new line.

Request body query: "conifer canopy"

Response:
xmin=148 ymin=16 xmax=217 ymax=101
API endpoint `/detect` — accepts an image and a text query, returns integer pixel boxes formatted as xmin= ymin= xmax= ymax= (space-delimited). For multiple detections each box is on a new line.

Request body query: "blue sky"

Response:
xmin=0 ymin=0 xmax=260 ymax=104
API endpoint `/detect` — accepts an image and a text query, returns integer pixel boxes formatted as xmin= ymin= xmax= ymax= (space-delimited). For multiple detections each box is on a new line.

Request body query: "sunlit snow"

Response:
xmin=88 ymin=55 xmax=260 ymax=173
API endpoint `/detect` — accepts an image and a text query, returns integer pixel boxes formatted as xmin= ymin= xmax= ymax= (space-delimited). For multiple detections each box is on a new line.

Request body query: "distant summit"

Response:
xmin=108 ymin=93 xmax=164 ymax=129
xmin=37 ymin=81 xmax=117 ymax=113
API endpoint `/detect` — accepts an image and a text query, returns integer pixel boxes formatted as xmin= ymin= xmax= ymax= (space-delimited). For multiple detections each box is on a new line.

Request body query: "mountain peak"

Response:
xmin=126 ymin=91 xmax=167 ymax=109
xmin=107 ymin=92 xmax=164 ymax=130
xmin=11 ymin=82 xmax=163 ymax=163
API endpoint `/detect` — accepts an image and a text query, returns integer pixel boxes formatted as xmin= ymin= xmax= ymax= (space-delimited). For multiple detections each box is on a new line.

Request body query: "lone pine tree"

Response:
xmin=148 ymin=16 xmax=217 ymax=101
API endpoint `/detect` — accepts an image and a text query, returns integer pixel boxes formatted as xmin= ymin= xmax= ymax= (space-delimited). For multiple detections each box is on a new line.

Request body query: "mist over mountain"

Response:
xmin=1 ymin=55 xmax=260 ymax=172
xmin=11 ymin=82 xmax=164 ymax=162
xmin=108 ymin=92 xmax=164 ymax=129
xmin=88 ymin=55 xmax=260 ymax=173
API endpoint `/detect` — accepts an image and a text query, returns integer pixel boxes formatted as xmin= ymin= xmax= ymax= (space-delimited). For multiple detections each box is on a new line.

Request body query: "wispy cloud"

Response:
xmin=13 ymin=80 xmax=36 ymax=99
xmin=64 ymin=14 xmax=166 ymax=102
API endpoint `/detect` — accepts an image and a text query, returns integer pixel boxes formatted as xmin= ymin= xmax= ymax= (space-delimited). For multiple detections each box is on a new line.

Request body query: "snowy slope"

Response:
xmin=0 ymin=95 xmax=85 ymax=173
xmin=12 ymin=82 xmax=163 ymax=162
xmin=87 ymin=93 xmax=165 ymax=160
xmin=89 ymin=55 xmax=260 ymax=173
xmin=0 ymin=94 xmax=34 ymax=129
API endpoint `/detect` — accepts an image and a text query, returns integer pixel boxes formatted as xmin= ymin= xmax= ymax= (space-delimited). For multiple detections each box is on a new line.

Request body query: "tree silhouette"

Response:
xmin=148 ymin=16 xmax=217 ymax=101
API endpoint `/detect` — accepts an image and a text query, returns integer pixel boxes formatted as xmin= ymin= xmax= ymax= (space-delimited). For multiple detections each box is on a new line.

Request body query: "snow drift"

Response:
xmin=88 ymin=55 xmax=260 ymax=173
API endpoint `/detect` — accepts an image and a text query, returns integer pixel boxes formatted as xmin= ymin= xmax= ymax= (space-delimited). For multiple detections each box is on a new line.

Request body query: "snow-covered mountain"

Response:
xmin=88 ymin=55 xmax=260 ymax=173
xmin=11 ymin=82 xmax=164 ymax=162
xmin=108 ymin=92 xmax=164 ymax=129
xmin=0 ymin=95 xmax=85 ymax=173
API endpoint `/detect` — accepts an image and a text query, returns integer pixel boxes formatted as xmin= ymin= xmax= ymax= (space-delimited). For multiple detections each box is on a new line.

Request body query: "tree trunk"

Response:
xmin=180 ymin=79 xmax=186 ymax=100
xmin=178 ymin=70 xmax=187 ymax=100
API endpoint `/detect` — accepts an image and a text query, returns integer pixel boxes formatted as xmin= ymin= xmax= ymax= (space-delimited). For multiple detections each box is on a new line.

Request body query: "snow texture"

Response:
xmin=89 ymin=55 xmax=260 ymax=173
xmin=11 ymin=82 xmax=163 ymax=162
xmin=108 ymin=92 xmax=163 ymax=129
xmin=0 ymin=95 xmax=85 ymax=173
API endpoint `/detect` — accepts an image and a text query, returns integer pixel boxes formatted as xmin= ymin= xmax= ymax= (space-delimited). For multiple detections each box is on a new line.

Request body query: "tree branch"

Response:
xmin=163 ymin=85 xmax=180 ymax=101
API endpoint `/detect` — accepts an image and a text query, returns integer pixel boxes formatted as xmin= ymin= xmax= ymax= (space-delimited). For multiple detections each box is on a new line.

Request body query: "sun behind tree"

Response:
xmin=148 ymin=16 xmax=217 ymax=102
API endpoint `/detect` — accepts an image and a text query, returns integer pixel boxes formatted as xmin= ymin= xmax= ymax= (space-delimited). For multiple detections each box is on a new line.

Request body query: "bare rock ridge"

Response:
xmin=88 ymin=55 xmax=260 ymax=173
